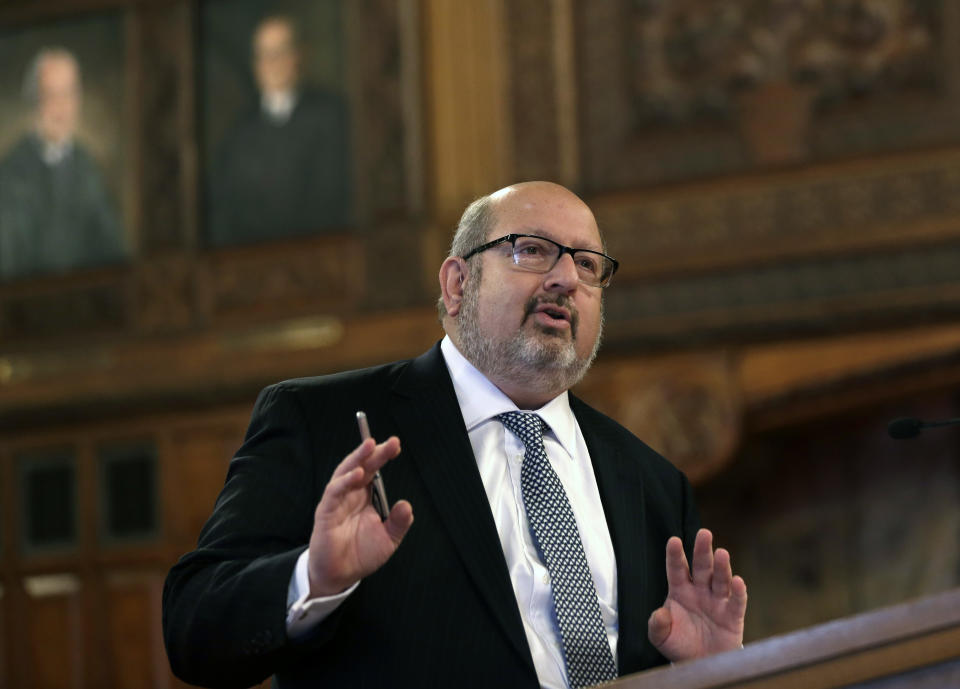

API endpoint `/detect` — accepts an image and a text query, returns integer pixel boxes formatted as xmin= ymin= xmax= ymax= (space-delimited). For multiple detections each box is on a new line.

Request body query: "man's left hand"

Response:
xmin=647 ymin=528 xmax=747 ymax=662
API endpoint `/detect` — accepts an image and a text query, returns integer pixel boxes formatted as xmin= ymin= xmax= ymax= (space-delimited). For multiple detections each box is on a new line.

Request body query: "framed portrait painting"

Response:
xmin=0 ymin=12 xmax=129 ymax=282
xmin=200 ymin=0 xmax=353 ymax=248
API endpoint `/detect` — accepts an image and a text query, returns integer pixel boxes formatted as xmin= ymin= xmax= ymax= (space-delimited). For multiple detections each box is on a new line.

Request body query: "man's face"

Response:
xmin=253 ymin=19 xmax=300 ymax=95
xmin=456 ymin=184 xmax=605 ymax=394
xmin=35 ymin=55 xmax=80 ymax=146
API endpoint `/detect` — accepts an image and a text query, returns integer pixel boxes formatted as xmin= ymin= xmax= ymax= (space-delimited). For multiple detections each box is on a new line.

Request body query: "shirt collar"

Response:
xmin=261 ymin=90 xmax=298 ymax=124
xmin=439 ymin=335 xmax=578 ymax=460
xmin=34 ymin=133 xmax=73 ymax=166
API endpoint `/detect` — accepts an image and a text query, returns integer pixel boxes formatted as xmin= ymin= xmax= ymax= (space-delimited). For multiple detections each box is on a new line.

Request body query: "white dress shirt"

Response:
xmin=261 ymin=90 xmax=298 ymax=124
xmin=39 ymin=135 xmax=73 ymax=166
xmin=286 ymin=336 xmax=619 ymax=688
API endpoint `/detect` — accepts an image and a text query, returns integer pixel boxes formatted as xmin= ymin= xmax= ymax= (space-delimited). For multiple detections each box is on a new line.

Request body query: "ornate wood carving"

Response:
xmin=576 ymin=0 xmax=955 ymax=189
xmin=0 ymin=234 xmax=372 ymax=343
xmin=202 ymin=235 xmax=365 ymax=324
xmin=360 ymin=221 xmax=430 ymax=311
xmin=577 ymin=352 xmax=741 ymax=483
xmin=594 ymin=152 xmax=960 ymax=275
xmin=628 ymin=1 xmax=938 ymax=124
xmin=0 ymin=274 xmax=128 ymax=341
xmin=606 ymin=241 xmax=960 ymax=344
xmin=132 ymin=255 xmax=196 ymax=334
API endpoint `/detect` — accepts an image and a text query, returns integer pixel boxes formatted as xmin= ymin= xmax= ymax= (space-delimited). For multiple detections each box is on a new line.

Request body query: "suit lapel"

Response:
xmin=389 ymin=345 xmax=535 ymax=674
xmin=571 ymin=396 xmax=648 ymax=673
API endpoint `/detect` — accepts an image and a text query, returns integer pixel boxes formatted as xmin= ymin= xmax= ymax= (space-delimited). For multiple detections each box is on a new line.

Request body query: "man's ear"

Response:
xmin=439 ymin=257 xmax=468 ymax=317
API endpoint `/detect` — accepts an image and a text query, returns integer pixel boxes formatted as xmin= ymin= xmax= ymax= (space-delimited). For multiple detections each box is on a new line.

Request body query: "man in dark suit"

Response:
xmin=0 ymin=48 xmax=125 ymax=280
xmin=206 ymin=15 xmax=350 ymax=246
xmin=163 ymin=182 xmax=747 ymax=688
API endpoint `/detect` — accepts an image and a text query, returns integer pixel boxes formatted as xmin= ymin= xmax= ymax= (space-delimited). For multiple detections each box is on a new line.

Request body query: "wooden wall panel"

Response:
xmin=3 ymin=582 xmax=27 ymax=689
xmin=421 ymin=0 xmax=511 ymax=223
xmin=696 ymin=393 xmax=960 ymax=641
xmin=0 ymin=589 xmax=5 ymax=689
xmin=103 ymin=575 xmax=156 ymax=689
xmin=162 ymin=422 xmax=246 ymax=548
xmin=25 ymin=581 xmax=82 ymax=689
xmin=133 ymin=2 xmax=195 ymax=254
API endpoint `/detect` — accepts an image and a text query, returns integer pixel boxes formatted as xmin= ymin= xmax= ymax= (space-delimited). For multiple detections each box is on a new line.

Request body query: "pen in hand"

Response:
xmin=356 ymin=411 xmax=390 ymax=521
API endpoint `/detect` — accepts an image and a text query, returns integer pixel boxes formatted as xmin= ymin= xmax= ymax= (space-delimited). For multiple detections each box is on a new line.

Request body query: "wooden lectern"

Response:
xmin=606 ymin=587 xmax=960 ymax=689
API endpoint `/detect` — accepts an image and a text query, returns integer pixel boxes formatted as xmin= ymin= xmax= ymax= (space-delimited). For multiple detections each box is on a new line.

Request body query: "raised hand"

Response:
xmin=307 ymin=436 xmax=414 ymax=597
xmin=647 ymin=528 xmax=747 ymax=662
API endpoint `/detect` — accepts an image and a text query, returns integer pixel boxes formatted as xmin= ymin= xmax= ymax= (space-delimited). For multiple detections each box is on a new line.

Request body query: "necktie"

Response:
xmin=498 ymin=412 xmax=617 ymax=688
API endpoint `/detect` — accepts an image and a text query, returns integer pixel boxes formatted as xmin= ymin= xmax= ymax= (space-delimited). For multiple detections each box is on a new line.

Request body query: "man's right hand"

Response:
xmin=307 ymin=436 xmax=414 ymax=597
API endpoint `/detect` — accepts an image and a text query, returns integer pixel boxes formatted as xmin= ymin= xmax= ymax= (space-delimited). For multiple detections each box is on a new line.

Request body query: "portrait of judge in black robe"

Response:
xmin=205 ymin=12 xmax=351 ymax=247
xmin=0 ymin=47 xmax=125 ymax=280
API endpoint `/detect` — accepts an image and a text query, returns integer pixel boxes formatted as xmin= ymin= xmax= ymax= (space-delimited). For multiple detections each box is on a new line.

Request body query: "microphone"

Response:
xmin=887 ymin=416 xmax=960 ymax=439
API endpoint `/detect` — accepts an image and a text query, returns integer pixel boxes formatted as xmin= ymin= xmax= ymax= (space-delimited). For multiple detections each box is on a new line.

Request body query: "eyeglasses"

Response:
xmin=462 ymin=233 xmax=619 ymax=288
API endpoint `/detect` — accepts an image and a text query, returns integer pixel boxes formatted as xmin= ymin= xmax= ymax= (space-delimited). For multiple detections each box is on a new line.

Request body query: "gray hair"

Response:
xmin=436 ymin=193 xmax=497 ymax=321
xmin=448 ymin=194 xmax=496 ymax=260
xmin=22 ymin=47 xmax=81 ymax=106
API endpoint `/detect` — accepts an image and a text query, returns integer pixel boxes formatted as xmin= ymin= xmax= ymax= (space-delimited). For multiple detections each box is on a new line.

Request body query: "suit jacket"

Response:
xmin=0 ymin=134 xmax=125 ymax=280
xmin=207 ymin=90 xmax=351 ymax=247
xmin=162 ymin=343 xmax=700 ymax=688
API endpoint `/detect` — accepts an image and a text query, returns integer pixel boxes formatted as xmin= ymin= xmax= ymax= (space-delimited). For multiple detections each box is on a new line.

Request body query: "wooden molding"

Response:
xmin=612 ymin=587 xmax=960 ymax=689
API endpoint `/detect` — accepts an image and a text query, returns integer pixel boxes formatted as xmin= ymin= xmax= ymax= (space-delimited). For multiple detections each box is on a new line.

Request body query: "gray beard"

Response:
xmin=456 ymin=276 xmax=602 ymax=397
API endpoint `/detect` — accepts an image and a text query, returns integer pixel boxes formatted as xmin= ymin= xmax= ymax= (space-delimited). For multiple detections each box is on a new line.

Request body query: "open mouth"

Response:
xmin=529 ymin=301 xmax=575 ymax=333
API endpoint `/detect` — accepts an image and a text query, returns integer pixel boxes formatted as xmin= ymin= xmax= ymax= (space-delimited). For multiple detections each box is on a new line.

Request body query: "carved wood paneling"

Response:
xmin=0 ymin=274 xmax=129 ymax=341
xmin=420 ymin=0 xmax=512 ymax=225
xmin=0 ymin=412 xmax=255 ymax=688
xmin=738 ymin=322 xmax=960 ymax=412
xmin=576 ymin=0 xmax=958 ymax=190
xmin=132 ymin=255 xmax=196 ymax=334
xmin=745 ymin=346 xmax=960 ymax=433
xmin=348 ymin=0 xmax=409 ymax=220
xmin=596 ymin=152 xmax=960 ymax=279
xmin=361 ymin=221 xmax=430 ymax=311
xmin=606 ymin=241 xmax=960 ymax=344
xmin=162 ymin=424 xmax=242 ymax=545
xmin=103 ymin=574 xmax=164 ymax=689
xmin=577 ymin=351 xmax=741 ymax=482
xmin=201 ymin=235 xmax=365 ymax=324
xmin=0 ymin=592 xmax=5 ymax=689
xmin=504 ymin=0 xmax=562 ymax=183
xmin=0 ymin=235 xmax=370 ymax=343
xmin=0 ymin=309 xmax=441 ymax=433
xmin=25 ymin=581 xmax=85 ymax=687
xmin=133 ymin=2 xmax=195 ymax=253
xmin=697 ymin=394 xmax=960 ymax=642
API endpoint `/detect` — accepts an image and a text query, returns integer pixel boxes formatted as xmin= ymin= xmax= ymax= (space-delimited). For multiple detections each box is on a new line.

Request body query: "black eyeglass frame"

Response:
xmin=461 ymin=233 xmax=620 ymax=288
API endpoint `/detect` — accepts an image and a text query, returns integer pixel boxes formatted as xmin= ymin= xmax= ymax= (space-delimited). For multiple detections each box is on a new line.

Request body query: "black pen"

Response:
xmin=356 ymin=411 xmax=389 ymax=521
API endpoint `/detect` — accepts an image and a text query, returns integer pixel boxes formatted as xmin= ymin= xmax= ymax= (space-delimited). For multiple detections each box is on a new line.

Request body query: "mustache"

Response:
xmin=523 ymin=295 xmax=579 ymax=337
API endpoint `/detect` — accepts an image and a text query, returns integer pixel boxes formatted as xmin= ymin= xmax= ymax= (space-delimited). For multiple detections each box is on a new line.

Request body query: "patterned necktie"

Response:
xmin=498 ymin=412 xmax=617 ymax=688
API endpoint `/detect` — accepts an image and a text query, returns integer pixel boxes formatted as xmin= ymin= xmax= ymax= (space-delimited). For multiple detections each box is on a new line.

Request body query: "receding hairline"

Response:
xmin=489 ymin=180 xmax=585 ymax=202
xmin=253 ymin=14 xmax=299 ymax=47
xmin=484 ymin=182 xmax=606 ymax=253
xmin=447 ymin=181 xmax=609 ymax=259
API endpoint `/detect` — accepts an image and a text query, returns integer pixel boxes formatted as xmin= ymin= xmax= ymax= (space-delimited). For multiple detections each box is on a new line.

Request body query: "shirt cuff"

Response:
xmin=285 ymin=548 xmax=359 ymax=639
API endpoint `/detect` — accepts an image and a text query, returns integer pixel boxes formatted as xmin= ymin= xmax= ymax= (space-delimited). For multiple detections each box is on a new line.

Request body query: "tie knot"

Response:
xmin=498 ymin=411 xmax=546 ymax=447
